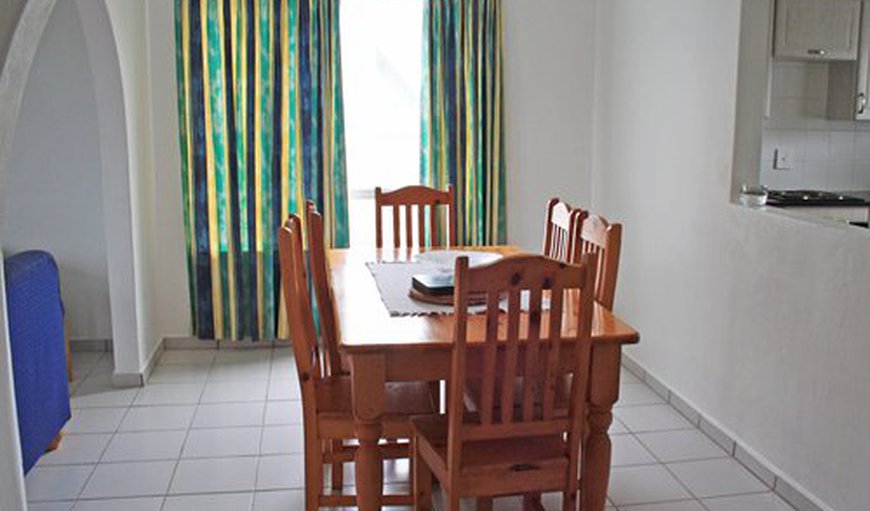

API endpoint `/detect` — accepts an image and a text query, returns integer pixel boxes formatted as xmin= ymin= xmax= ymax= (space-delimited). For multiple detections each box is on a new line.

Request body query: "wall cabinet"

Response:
xmin=828 ymin=2 xmax=870 ymax=119
xmin=774 ymin=0 xmax=862 ymax=60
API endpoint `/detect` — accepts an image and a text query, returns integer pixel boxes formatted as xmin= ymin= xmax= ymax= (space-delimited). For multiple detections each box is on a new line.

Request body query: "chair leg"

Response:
xmin=46 ymin=432 xmax=63 ymax=452
xmin=446 ymin=492 xmax=461 ymax=511
xmin=477 ymin=497 xmax=494 ymax=511
xmin=305 ymin=433 xmax=323 ymax=511
xmin=523 ymin=494 xmax=544 ymax=511
xmin=413 ymin=435 xmax=432 ymax=511
xmin=330 ymin=439 xmax=343 ymax=490
xmin=562 ymin=489 xmax=578 ymax=511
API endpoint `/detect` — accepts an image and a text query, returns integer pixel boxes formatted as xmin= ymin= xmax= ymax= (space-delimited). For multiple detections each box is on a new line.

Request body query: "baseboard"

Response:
xmin=69 ymin=338 xmax=112 ymax=352
xmin=162 ymin=336 xmax=290 ymax=350
xmin=622 ymin=354 xmax=833 ymax=511
xmin=111 ymin=372 xmax=143 ymax=388
xmin=162 ymin=336 xmax=217 ymax=350
xmin=141 ymin=338 xmax=164 ymax=382
xmin=109 ymin=338 xmax=164 ymax=388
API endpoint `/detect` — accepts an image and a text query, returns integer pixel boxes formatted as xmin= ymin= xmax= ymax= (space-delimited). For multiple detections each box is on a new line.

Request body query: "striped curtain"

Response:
xmin=421 ymin=0 xmax=505 ymax=246
xmin=175 ymin=0 xmax=349 ymax=340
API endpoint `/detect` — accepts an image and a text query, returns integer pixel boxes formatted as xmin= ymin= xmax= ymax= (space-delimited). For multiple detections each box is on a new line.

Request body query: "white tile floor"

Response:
xmin=26 ymin=349 xmax=796 ymax=510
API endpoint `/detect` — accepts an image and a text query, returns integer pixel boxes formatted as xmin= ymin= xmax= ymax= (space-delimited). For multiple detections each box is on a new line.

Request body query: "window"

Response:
xmin=341 ymin=0 xmax=424 ymax=246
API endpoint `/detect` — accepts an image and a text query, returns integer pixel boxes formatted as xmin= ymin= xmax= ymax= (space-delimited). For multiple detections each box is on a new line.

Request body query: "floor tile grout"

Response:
xmin=33 ymin=350 xmax=792 ymax=511
xmin=156 ymin=349 xmax=214 ymax=511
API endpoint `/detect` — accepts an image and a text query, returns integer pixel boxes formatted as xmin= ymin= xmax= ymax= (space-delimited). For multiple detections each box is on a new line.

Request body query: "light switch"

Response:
xmin=774 ymin=147 xmax=792 ymax=170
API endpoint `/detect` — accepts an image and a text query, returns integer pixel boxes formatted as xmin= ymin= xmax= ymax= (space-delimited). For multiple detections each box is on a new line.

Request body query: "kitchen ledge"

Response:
xmin=730 ymin=201 xmax=870 ymax=236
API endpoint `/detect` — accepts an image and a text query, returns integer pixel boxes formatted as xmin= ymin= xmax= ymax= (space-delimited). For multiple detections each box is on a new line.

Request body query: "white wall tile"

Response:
xmin=829 ymin=131 xmax=855 ymax=160
xmin=854 ymin=131 xmax=870 ymax=159
xmin=825 ymin=161 xmax=855 ymax=190
xmin=802 ymin=162 xmax=830 ymax=189
xmin=804 ymin=131 xmax=830 ymax=161
xmin=762 ymin=61 xmax=870 ymax=191
xmin=852 ymin=161 xmax=870 ymax=188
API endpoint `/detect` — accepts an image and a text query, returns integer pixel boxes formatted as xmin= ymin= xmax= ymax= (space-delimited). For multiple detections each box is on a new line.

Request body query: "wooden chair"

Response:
xmin=304 ymin=200 xmax=348 ymax=491
xmin=543 ymin=198 xmax=587 ymax=264
xmin=578 ymin=214 xmax=622 ymax=311
xmin=375 ymin=185 xmax=456 ymax=248
xmin=278 ymin=214 xmax=439 ymax=510
xmin=411 ymin=253 xmax=598 ymax=511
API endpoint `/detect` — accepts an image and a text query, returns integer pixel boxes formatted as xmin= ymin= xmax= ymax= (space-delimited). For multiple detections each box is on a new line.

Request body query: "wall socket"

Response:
xmin=774 ymin=147 xmax=792 ymax=171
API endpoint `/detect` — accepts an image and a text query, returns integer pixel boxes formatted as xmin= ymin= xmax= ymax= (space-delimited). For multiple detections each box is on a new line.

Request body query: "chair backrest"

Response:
xmin=446 ymin=253 xmax=598 ymax=474
xmin=543 ymin=198 xmax=587 ymax=264
xmin=578 ymin=214 xmax=622 ymax=310
xmin=278 ymin=214 xmax=325 ymax=390
xmin=304 ymin=200 xmax=342 ymax=380
xmin=375 ymin=185 xmax=456 ymax=249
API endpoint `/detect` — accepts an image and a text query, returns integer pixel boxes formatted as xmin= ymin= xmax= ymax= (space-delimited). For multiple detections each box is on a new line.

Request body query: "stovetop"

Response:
xmin=766 ymin=190 xmax=870 ymax=207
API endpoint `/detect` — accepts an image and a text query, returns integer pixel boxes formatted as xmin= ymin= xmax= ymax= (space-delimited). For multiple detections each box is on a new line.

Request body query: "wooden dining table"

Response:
xmin=329 ymin=246 xmax=640 ymax=511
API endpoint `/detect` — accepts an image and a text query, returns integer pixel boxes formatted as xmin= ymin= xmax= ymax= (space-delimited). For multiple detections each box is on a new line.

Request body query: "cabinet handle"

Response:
xmin=807 ymin=48 xmax=827 ymax=56
xmin=859 ymin=93 xmax=867 ymax=115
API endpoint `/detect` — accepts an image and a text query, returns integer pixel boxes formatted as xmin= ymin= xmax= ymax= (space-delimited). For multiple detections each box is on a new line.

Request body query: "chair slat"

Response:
xmin=417 ymin=204 xmax=426 ymax=248
xmin=542 ymin=286 xmax=565 ymax=420
xmin=499 ymin=288 xmax=521 ymax=424
xmin=405 ymin=204 xmax=413 ymax=248
xmin=375 ymin=188 xmax=384 ymax=249
xmin=479 ymin=291 xmax=501 ymax=425
xmin=392 ymin=205 xmax=401 ymax=249
xmin=430 ymin=204 xmax=438 ymax=246
xmin=520 ymin=285 xmax=544 ymax=422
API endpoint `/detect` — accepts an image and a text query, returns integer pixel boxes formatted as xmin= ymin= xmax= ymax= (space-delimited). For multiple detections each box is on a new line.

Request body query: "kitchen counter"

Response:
xmin=838 ymin=190 xmax=870 ymax=203
xmin=764 ymin=190 xmax=870 ymax=226
xmin=766 ymin=190 xmax=870 ymax=207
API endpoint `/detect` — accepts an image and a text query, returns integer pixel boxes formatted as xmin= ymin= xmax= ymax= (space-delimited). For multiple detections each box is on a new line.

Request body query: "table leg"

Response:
xmin=581 ymin=344 xmax=621 ymax=511
xmin=350 ymin=354 xmax=386 ymax=511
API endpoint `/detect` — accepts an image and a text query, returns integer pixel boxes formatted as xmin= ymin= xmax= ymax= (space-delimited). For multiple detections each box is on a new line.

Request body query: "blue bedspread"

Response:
xmin=4 ymin=250 xmax=71 ymax=474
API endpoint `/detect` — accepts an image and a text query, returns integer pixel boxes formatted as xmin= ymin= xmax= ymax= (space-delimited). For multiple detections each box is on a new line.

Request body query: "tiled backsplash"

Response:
xmin=761 ymin=61 xmax=870 ymax=191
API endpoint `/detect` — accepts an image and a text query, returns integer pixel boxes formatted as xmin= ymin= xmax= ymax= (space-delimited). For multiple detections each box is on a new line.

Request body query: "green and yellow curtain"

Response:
xmin=421 ymin=0 xmax=505 ymax=246
xmin=175 ymin=0 xmax=348 ymax=340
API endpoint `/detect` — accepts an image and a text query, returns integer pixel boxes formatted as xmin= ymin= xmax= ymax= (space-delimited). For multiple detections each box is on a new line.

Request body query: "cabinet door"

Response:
xmin=775 ymin=0 xmax=862 ymax=60
xmin=855 ymin=1 xmax=870 ymax=119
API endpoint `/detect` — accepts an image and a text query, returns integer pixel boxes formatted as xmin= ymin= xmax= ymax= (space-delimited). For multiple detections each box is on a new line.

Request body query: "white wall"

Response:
xmin=0 ymin=0 xmax=25 ymax=68
xmin=1 ymin=0 xmax=111 ymax=341
xmin=145 ymin=0 xmax=191 ymax=340
xmin=593 ymin=1 xmax=870 ymax=510
xmin=504 ymin=0 xmax=597 ymax=252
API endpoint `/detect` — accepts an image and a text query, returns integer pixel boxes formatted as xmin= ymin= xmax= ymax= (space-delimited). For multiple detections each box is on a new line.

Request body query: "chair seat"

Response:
xmin=411 ymin=415 xmax=570 ymax=497
xmin=316 ymin=376 xmax=438 ymax=439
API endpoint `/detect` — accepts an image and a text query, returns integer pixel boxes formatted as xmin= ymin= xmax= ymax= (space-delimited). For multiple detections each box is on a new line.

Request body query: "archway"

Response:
xmin=0 ymin=0 xmax=140 ymax=508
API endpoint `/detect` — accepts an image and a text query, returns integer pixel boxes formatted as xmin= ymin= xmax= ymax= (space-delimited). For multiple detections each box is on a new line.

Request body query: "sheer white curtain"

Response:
xmin=340 ymin=0 xmax=424 ymax=246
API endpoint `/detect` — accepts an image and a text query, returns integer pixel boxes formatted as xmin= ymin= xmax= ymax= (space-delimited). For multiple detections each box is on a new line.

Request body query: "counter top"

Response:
xmin=767 ymin=191 xmax=870 ymax=208
xmin=838 ymin=191 xmax=870 ymax=202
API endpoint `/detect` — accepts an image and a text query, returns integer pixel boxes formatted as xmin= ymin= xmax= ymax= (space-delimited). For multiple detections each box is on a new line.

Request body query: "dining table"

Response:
xmin=329 ymin=245 xmax=640 ymax=511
